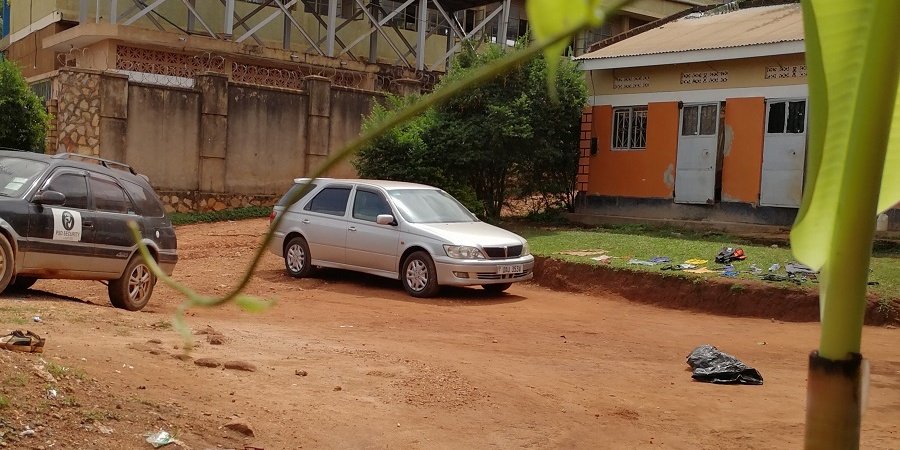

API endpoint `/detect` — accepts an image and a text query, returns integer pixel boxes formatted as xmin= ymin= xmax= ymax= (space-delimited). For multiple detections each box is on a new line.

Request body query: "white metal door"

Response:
xmin=760 ymin=99 xmax=807 ymax=207
xmin=675 ymin=103 xmax=720 ymax=204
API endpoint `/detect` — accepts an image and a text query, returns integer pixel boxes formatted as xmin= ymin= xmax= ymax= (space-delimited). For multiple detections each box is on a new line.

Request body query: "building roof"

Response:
xmin=576 ymin=3 xmax=804 ymax=69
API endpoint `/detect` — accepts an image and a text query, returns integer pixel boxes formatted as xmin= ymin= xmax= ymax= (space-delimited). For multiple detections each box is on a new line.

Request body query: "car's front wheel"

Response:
xmin=284 ymin=236 xmax=314 ymax=278
xmin=109 ymin=255 xmax=156 ymax=311
xmin=402 ymin=251 xmax=440 ymax=298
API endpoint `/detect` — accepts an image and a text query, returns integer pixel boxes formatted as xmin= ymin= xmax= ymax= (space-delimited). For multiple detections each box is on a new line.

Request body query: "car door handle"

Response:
xmin=83 ymin=221 xmax=94 ymax=228
xmin=302 ymin=219 xmax=310 ymax=224
xmin=348 ymin=226 xmax=357 ymax=232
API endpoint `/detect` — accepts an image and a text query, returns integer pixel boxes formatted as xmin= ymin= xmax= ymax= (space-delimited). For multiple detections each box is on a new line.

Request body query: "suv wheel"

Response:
xmin=109 ymin=255 xmax=156 ymax=311
xmin=402 ymin=251 xmax=440 ymax=298
xmin=284 ymin=236 xmax=314 ymax=278
xmin=0 ymin=236 xmax=14 ymax=293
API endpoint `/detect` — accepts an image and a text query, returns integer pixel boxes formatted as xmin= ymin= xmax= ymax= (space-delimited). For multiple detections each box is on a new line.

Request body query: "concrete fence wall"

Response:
xmin=50 ymin=68 xmax=388 ymax=212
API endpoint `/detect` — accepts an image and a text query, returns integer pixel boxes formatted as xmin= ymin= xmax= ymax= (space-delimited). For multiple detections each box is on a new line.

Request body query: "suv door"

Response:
xmin=301 ymin=185 xmax=352 ymax=264
xmin=87 ymin=172 xmax=140 ymax=275
xmin=346 ymin=187 xmax=400 ymax=274
xmin=24 ymin=169 xmax=99 ymax=273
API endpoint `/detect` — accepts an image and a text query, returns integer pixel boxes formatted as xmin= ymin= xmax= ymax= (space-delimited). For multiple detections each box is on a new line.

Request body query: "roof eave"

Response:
xmin=576 ymin=41 xmax=805 ymax=70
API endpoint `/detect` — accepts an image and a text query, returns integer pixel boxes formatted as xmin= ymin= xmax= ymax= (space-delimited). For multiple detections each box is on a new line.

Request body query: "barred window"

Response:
xmin=767 ymin=99 xmax=806 ymax=134
xmin=612 ymin=106 xmax=647 ymax=150
xmin=681 ymin=104 xmax=718 ymax=136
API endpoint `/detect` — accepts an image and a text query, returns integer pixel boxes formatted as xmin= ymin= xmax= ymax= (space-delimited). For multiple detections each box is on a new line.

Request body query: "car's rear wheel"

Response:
xmin=284 ymin=236 xmax=314 ymax=278
xmin=402 ymin=251 xmax=440 ymax=298
xmin=0 ymin=236 xmax=14 ymax=293
xmin=482 ymin=283 xmax=512 ymax=294
xmin=109 ymin=255 xmax=156 ymax=311
xmin=7 ymin=276 xmax=38 ymax=292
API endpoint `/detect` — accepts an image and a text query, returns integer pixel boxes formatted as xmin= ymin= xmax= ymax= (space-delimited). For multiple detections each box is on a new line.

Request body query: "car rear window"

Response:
xmin=304 ymin=187 xmax=351 ymax=216
xmin=276 ymin=182 xmax=317 ymax=207
xmin=0 ymin=156 xmax=47 ymax=198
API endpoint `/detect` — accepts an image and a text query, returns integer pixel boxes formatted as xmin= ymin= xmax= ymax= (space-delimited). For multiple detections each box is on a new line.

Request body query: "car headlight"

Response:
xmin=521 ymin=242 xmax=530 ymax=256
xmin=444 ymin=245 xmax=485 ymax=259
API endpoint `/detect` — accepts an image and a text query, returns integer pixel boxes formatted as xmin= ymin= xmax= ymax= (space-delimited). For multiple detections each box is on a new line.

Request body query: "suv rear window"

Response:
xmin=0 ymin=157 xmax=47 ymax=198
xmin=90 ymin=174 xmax=134 ymax=214
xmin=276 ymin=182 xmax=317 ymax=207
xmin=122 ymin=180 xmax=166 ymax=217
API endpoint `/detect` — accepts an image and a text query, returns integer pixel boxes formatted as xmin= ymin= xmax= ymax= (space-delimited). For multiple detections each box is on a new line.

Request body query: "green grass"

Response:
xmin=168 ymin=206 xmax=272 ymax=225
xmin=81 ymin=408 xmax=118 ymax=423
xmin=45 ymin=362 xmax=86 ymax=381
xmin=0 ymin=305 xmax=30 ymax=325
xmin=0 ymin=394 xmax=10 ymax=409
xmin=3 ymin=374 xmax=27 ymax=387
xmin=518 ymin=225 xmax=900 ymax=299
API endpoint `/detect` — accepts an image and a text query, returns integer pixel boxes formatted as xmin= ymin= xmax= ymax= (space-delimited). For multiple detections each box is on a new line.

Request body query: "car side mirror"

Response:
xmin=33 ymin=190 xmax=66 ymax=206
xmin=376 ymin=214 xmax=396 ymax=226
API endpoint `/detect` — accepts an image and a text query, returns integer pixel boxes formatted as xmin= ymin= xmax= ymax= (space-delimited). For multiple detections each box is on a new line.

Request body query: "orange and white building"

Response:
xmin=573 ymin=1 xmax=897 ymax=231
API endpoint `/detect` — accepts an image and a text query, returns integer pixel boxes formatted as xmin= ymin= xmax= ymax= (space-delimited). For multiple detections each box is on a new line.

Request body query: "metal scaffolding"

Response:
xmin=79 ymin=0 xmax=513 ymax=71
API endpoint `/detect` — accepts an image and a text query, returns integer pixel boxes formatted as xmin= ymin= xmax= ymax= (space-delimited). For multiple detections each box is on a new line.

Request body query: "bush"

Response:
xmin=0 ymin=58 xmax=50 ymax=151
xmin=354 ymin=42 xmax=586 ymax=221
xmin=168 ymin=206 xmax=272 ymax=225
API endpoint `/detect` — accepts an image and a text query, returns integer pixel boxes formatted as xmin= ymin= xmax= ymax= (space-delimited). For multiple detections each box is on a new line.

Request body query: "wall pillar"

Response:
xmin=305 ymin=75 xmax=332 ymax=175
xmin=55 ymin=69 xmax=101 ymax=155
xmin=197 ymin=73 xmax=229 ymax=192
xmin=98 ymin=72 xmax=129 ymax=162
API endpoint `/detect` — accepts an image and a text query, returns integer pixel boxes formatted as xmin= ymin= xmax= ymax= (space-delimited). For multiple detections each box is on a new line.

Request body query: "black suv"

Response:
xmin=0 ymin=149 xmax=177 ymax=311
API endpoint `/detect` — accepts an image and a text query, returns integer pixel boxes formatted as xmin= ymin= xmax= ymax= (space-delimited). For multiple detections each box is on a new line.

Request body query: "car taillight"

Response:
xmin=269 ymin=210 xmax=276 ymax=224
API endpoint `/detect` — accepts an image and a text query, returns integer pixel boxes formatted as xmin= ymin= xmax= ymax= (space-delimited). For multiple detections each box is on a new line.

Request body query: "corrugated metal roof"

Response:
xmin=576 ymin=3 xmax=803 ymax=61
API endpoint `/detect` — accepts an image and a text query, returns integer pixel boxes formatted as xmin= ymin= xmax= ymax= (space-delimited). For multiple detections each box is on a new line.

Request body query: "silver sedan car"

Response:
xmin=268 ymin=178 xmax=534 ymax=297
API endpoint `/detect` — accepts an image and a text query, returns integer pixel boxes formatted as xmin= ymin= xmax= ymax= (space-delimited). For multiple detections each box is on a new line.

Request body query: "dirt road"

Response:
xmin=1 ymin=218 xmax=898 ymax=449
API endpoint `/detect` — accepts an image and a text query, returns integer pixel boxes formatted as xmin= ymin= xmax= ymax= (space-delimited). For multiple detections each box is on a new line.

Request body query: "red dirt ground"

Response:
xmin=1 ymin=218 xmax=898 ymax=449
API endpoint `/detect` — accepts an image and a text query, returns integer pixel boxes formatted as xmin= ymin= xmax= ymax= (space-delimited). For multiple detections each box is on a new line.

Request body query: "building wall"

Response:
xmin=721 ymin=96 xmax=765 ymax=204
xmin=44 ymin=68 xmax=383 ymax=211
xmin=4 ymin=22 xmax=65 ymax=78
xmin=587 ymin=54 xmax=808 ymax=98
xmin=225 ymin=84 xmax=308 ymax=194
xmin=125 ymin=84 xmax=202 ymax=191
xmin=587 ymin=102 xmax=679 ymax=198
xmin=328 ymin=87 xmax=376 ymax=178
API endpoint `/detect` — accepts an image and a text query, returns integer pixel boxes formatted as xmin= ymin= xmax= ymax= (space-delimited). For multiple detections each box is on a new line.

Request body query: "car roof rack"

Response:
xmin=51 ymin=153 xmax=138 ymax=175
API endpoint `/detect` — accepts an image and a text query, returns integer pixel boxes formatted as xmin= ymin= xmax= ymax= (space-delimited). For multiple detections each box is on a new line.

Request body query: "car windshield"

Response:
xmin=0 ymin=156 xmax=48 ymax=198
xmin=388 ymin=189 xmax=478 ymax=223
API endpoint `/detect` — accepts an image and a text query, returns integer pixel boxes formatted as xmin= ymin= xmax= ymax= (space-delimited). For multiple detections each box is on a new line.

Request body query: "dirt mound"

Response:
xmin=532 ymin=257 xmax=899 ymax=325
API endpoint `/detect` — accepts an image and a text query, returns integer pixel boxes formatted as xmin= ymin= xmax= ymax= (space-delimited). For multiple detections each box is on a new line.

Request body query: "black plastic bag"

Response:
xmin=686 ymin=345 xmax=764 ymax=385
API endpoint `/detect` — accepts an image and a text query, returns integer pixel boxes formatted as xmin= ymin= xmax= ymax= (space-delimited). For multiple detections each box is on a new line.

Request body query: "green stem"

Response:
xmin=817 ymin=0 xmax=900 ymax=360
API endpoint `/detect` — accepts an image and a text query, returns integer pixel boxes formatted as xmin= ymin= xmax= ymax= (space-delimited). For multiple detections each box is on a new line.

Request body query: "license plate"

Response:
xmin=497 ymin=264 xmax=524 ymax=275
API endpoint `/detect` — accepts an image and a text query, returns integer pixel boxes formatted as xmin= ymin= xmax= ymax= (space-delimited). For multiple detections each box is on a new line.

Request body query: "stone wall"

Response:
xmin=157 ymin=191 xmax=278 ymax=214
xmin=55 ymin=70 xmax=102 ymax=154
xmin=48 ymin=67 xmax=393 ymax=213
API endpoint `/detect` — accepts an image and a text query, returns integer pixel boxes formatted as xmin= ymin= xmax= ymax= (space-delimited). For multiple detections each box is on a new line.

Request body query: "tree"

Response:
xmin=515 ymin=52 xmax=586 ymax=213
xmin=352 ymin=95 xmax=481 ymax=214
xmin=355 ymin=42 xmax=587 ymax=221
xmin=0 ymin=58 xmax=50 ymax=152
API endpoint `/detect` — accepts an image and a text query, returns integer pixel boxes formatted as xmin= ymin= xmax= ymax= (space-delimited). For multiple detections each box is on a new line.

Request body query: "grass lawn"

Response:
xmin=512 ymin=223 xmax=899 ymax=300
